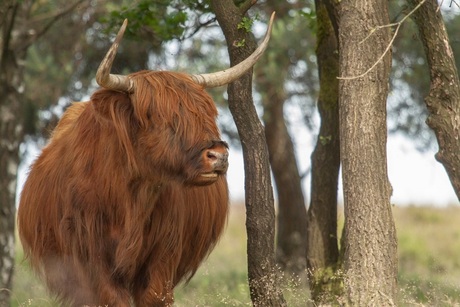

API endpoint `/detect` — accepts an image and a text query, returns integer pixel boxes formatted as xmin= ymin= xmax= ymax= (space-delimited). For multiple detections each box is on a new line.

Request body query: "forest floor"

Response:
xmin=10 ymin=203 xmax=460 ymax=306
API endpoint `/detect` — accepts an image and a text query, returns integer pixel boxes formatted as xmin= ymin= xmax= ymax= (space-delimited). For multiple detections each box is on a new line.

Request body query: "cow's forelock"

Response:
xmin=130 ymin=71 xmax=224 ymax=183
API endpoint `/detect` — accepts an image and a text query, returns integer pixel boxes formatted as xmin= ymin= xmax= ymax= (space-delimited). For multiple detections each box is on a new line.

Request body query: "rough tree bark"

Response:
xmin=210 ymin=1 xmax=286 ymax=306
xmin=0 ymin=1 xmax=28 ymax=303
xmin=0 ymin=2 xmax=87 ymax=303
xmin=338 ymin=0 xmax=398 ymax=305
xmin=306 ymin=0 xmax=341 ymax=303
xmin=407 ymin=0 xmax=460 ymax=201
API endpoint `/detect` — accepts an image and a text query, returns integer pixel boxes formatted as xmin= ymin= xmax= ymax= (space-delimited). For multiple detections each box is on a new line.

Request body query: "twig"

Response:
xmin=33 ymin=0 xmax=87 ymax=41
xmin=449 ymin=0 xmax=460 ymax=8
xmin=438 ymin=0 xmax=444 ymax=12
xmin=338 ymin=0 xmax=426 ymax=80
xmin=239 ymin=0 xmax=258 ymax=15
xmin=436 ymin=0 xmax=459 ymax=15
xmin=19 ymin=0 xmax=87 ymax=51
xmin=181 ymin=17 xmax=217 ymax=41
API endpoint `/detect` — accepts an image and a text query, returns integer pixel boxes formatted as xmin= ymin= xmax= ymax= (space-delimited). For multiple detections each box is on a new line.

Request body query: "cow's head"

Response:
xmin=93 ymin=15 xmax=274 ymax=186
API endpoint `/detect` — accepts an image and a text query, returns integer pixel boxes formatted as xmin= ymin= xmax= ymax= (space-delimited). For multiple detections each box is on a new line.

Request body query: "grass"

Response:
xmin=395 ymin=205 xmax=460 ymax=306
xmin=10 ymin=204 xmax=460 ymax=306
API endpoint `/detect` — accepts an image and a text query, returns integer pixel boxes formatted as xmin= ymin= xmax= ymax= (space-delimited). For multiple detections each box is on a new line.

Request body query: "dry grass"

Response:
xmin=395 ymin=205 xmax=460 ymax=306
xmin=10 ymin=204 xmax=460 ymax=306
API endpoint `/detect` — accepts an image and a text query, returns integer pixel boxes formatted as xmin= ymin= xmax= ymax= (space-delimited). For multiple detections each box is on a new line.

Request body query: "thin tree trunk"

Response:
xmin=0 ymin=1 xmax=26 ymax=304
xmin=338 ymin=0 xmax=398 ymax=305
xmin=261 ymin=79 xmax=307 ymax=275
xmin=306 ymin=0 xmax=341 ymax=303
xmin=407 ymin=0 xmax=460 ymax=201
xmin=210 ymin=1 xmax=286 ymax=306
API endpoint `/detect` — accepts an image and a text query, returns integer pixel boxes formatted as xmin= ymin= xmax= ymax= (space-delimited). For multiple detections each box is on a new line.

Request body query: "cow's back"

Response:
xmin=18 ymin=102 xmax=89 ymax=268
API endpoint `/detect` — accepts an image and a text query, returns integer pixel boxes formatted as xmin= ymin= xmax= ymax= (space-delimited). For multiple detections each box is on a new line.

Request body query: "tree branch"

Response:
xmin=0 ymin=3 xmax=18 ymax=69
xmin=238 ymin=0 xmax=257 ymax=15
xmin=407 ymin=0 xmax=460 ymax=200
xmin=20 ymin=0 xmax=87 ymax=50
xmin=181 ymin=16 xmax=217 ymax=41
xmin=338 ymin=0 xmax=426 ymax=80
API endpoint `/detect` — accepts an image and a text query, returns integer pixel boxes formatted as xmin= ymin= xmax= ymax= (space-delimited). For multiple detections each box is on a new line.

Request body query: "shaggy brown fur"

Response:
xmin=18 ymin=71 xmax=229 ymax=306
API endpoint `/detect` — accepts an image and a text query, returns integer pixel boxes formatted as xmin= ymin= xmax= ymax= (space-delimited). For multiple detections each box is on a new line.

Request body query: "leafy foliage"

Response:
xmin=102 ymin=0 xmax=213 ymax=46
xmin=105 ymin=1 xmax=186 ymax=44
xmin=237 ymin=15 xmax=258 ymax=33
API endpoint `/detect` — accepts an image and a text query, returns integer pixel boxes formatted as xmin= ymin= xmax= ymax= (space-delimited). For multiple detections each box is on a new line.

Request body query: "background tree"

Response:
xmin=407 ymin=0 xmax=460 ymax=200
xmin=306 ymin=0 xmax=341 ymax=302
xmin=0 ymin=1 xmax=27 ymax=303
xmin=0 ymin=0 xmax=84 ymax=303
xmin=0 ymin=0 xmax=90 ymax=302
xmin=337 ymin=0 xmax=398 ymax=304
xmin=210 ymin=1 xmax=286 ymax=305
xmin=389 ymin=0 xmax=460 ymax=152
xmin=254 ymin=1 xmax=309 ymax=275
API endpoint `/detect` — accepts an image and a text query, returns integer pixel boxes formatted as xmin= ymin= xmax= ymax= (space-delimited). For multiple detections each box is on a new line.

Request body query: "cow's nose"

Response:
xmin=204 ymin=148 xmax=229 ymax=172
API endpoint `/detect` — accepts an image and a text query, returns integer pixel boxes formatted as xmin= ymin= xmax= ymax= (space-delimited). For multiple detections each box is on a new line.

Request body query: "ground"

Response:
xmin=11 ymin=203 xmax=460 ymax=306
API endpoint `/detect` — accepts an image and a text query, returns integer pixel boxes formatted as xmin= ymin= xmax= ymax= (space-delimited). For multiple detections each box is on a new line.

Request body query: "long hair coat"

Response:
xmin=18 ymin=71 xmax=229 ymax=306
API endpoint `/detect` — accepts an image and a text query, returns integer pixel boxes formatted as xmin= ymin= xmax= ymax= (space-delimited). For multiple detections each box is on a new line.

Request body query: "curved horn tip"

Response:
xmin=269 ymin=12 xmax=276 ymax=28
xmin=190 ymin=12 xmax=276 ymax=88
xmin=264 ymin=12 xmax=276 ymax=41
xmin=95 ymin=18 xmax=132 ymax=92
xmin=117 ymin=19 xmax=128 ymax=40
xmin=121 ymin=19 xmax=128 ymax=30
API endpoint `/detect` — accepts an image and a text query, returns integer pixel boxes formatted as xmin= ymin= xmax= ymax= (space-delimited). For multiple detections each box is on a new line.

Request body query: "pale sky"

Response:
xmin=226 ymin=134 xmax=458 ymax=207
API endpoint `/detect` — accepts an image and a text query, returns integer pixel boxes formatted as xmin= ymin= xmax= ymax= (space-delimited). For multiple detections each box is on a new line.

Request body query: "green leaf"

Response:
xmin=319 ymin=135 xmax=332 ymax=145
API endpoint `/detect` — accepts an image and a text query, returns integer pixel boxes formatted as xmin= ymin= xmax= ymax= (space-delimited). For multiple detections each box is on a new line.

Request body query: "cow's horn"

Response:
xmin=96 ymin=19 xmax=134 ymax=93
xmin=190 ymin=12 xmax=275 ymax=88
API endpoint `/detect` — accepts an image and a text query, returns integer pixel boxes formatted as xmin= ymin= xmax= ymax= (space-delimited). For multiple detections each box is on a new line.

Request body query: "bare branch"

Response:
xmin=449 ymin=0 xmax=460 ymax=8
xmin=438 ymin=0 xmax=445 ymax=12
xmin=0 ymin=3 xmax=18 ymax=66
xmin=181 ymin=16 xmax=217 ymax=41
xmin=238 ymin=0 xmax=257 ymax=15
xmin=338 ymin=0 xmax=426 ymax=80
xmin=20 ymin=0 xmax=87 ymax=50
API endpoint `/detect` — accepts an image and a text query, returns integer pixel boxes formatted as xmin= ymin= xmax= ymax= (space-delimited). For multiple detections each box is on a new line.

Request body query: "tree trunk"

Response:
xmin=254 ymin=7 xmax=308 ymax=276
xmin=338 ymin=0 xmax=398 ymax=305
xmin=260 ymin=77 xmax=308 ymax=275
xmin=0 ymin=1 xmax=27 ymax=304
xmin=306 ymin=0 xmax=341 ymax=303
xmin=407 ymin=0 xmax=460 ymax=201
xmin=210 ymin=1 xmax=286 ymax=306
